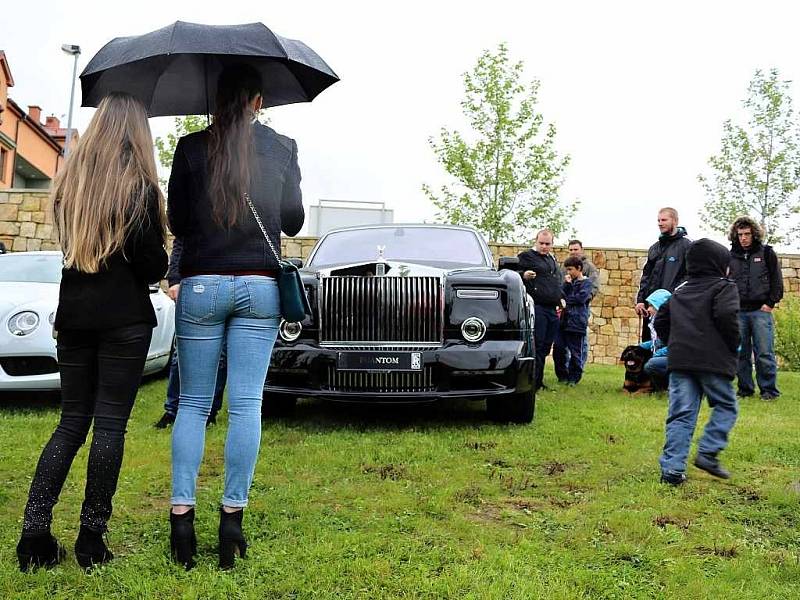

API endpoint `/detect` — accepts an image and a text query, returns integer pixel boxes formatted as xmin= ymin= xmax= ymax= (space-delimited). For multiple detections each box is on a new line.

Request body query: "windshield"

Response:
xmin=309 ymin=227 xmax=489 ymax=269
xmin=0 ymin=254 xmax=63 ymax=283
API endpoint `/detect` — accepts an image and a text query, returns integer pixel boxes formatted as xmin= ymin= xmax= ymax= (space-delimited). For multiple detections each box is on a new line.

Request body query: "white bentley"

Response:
xmin=0 ymin=251 xmax=174 ymax=392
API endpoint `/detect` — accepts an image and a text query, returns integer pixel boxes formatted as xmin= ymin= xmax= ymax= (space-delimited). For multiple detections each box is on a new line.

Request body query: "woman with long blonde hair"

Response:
xmin=16 ymin=92 xmax=168 ymax=571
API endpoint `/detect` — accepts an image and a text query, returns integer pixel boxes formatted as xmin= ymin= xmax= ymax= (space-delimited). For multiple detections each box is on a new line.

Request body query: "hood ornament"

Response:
xmin=376 ymin=245 xmax=386 ymax=277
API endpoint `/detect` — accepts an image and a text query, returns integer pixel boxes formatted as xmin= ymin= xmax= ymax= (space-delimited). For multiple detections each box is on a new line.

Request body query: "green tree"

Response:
xmin=699 ymin=69 xmax=800 ymax=245
xmin=154 ymin=115 xmax=209 ymax=189
xmin=423 ymin=44 xmax=573 ymax=243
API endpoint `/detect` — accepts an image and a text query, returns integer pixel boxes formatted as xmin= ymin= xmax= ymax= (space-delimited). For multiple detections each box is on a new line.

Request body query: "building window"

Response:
xmin=0 ymin=147 xmax=7 ymax=182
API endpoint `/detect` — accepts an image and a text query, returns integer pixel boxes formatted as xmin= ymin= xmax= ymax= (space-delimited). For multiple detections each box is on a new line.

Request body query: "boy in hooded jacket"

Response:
xmin=553 ymin=256 xmax=593 ymax=385
xmin=654 ymin=239 xmax=741 ymax=485
xmin=640 ymin=289 xmax=671 ymax=390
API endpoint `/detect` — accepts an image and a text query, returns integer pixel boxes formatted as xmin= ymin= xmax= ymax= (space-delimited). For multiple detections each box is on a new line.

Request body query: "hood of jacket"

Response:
xmin=645 ymin=288 xmax=672 ymax=310
xmin=686 ymin=238 xmax=730 ymax=278
xmin=659 ymin=226 xmax=688 ymax=243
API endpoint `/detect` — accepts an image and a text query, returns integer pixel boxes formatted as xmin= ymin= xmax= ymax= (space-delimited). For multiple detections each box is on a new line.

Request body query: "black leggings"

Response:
xmin=22 ymin=324 xmax=152 ymax=533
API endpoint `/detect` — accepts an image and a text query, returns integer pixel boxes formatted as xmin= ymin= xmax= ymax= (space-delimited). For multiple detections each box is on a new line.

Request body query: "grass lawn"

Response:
xmin=0 ymin=365 xmax=798 ymax=599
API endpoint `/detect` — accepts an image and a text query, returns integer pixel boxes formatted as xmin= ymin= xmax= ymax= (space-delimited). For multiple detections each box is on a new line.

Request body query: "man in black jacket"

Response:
xmin=518 ymin=229 xmax=564 ymax=390
xmin=728 ymin=216 xmax=783 ymax=401
xmin=654 ymin=239 xmax=740 ymax=485
xmin=636 ymin=208 xmax=692 ymax=341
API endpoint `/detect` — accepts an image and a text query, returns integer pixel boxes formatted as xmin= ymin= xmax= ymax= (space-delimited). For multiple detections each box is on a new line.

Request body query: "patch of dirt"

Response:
xmin=454 ymin=484 xmax=484 ymax=506
xmin=789 ymin=481 xmax=800 ymax=495
xmin=464 ymin=440 xmax=498 ymax=451
xmin=465 ymin=503 xmax=502 ymax=523
xmin=734 ymin=486 xmax=762 ymax=502
xmin=489 ymin=458 xmax=513 ymax=469
xmin=548 ymin=496 xmax=580 ymax=509
xmin=361 ymin=463 xmax=408 ymax=481
xmin=542 ymin=461 xmax=568 ymax=476
xmin=653 ymin=515 xmax=691 ymax=530
xmin=505 ymin=498 xmax=545 ymax=512
xmin=604 ymin=434 xmax=621 ymax=445
xmin=696 ymin=545 xmax=738 ymax=558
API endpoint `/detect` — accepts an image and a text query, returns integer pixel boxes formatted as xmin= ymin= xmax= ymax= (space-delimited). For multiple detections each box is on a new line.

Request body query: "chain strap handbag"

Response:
xmin=245 ymin=193 xmax=311 ymax=322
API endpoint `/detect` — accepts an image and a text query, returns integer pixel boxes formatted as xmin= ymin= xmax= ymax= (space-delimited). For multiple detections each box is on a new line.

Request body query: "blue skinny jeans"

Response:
xmin=171 ymin=275 xmax=279 ymax=508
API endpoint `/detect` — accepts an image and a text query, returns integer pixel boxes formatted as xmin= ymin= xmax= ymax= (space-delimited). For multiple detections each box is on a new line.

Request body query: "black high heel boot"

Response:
xmin=218 ymin=507 xmax=247 ymax=570
xmin=74 ymin=525 xmax=114 ymax=569
xmin=170 ymin=508 xmax=197 ymax=570
xmin=16 ymin=531 xmax=66 ymax=572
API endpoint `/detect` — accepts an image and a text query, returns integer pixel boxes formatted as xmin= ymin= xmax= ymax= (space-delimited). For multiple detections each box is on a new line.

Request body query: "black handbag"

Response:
xmin=245 ymin=193 xmax=311 ymax=322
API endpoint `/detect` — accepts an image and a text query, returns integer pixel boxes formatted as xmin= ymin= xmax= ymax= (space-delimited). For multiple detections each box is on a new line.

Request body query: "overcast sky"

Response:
xmin=4 ymin=0 xmax=800 ymax=251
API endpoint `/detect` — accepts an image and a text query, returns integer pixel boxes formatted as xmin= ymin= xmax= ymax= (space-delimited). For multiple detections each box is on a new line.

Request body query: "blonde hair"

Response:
xmin=658 ymin=207 xmax=679 ymax=221
xmin=52 ymin=92 xmax=165 ymax=273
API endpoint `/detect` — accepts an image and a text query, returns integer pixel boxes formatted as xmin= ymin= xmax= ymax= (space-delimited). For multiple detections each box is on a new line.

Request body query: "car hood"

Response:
xmin=0 ymin=282 xmax=59 ymax=317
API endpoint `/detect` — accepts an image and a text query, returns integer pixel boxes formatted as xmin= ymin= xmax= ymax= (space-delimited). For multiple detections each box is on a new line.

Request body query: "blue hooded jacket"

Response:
xmin=640 ymin=289 xmax=671 ymax=357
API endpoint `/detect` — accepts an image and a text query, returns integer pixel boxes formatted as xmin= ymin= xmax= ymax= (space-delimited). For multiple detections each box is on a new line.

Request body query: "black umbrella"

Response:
xmin=80 ymin=21 xmax=339 ymax=116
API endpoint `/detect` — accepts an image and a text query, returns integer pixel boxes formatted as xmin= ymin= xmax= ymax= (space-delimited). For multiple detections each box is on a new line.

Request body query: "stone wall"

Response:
xmin=0 ymin=190 xmax=58 ymax=251
xmin=3 ymin=189 xmax=800 ymax=364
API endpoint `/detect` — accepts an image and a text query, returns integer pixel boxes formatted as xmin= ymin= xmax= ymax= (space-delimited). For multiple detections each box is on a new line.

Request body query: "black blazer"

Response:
xmin=167 ymin=123 xmax=305 ymax=273
xmin=55 ymin=186 xmax=168 ymax=331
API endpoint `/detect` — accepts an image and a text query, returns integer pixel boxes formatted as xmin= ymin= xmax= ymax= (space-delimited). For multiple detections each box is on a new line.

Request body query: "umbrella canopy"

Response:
xmin=80 ymin=21 xmax=339 ymax=116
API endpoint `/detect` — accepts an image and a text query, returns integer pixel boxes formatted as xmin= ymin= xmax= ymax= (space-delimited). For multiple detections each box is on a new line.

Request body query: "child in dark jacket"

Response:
xmin=553 ymin=256 xmax=594 ymax=385
xmin=653 ymin=239 xmax=741 ymax=485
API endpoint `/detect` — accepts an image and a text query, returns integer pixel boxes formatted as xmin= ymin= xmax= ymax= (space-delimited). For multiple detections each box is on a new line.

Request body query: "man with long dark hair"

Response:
xmin=728 ymin=216 xmax=783 ymax=401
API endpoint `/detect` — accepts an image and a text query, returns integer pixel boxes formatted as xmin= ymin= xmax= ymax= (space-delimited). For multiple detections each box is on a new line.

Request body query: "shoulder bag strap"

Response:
xmin=244 ymin=192 xmax=281 ymax=264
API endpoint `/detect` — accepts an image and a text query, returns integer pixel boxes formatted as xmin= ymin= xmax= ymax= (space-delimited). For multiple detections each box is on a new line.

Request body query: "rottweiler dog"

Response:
xmin=620 ymin=345 xmax=653 ymax=393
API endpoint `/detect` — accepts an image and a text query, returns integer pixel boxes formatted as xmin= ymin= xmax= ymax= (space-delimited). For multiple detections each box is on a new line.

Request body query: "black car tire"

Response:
xmin=262 ymin=392 xmax=297 ymax=418
xmin=487 ymin=390 xmax=535 ymax=424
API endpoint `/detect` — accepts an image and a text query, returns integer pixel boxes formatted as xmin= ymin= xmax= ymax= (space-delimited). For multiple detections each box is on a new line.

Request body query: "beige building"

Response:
xmin=0 ymin=50 xmax=78 ymax=190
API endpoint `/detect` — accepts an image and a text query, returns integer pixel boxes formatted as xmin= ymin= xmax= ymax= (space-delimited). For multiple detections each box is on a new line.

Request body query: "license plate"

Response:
xmin=338 ymin=351 xmax=423 ymax=372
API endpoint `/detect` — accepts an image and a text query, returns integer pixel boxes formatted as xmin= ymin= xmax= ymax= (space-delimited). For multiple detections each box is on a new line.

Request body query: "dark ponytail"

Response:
xmin=208 ymin=64 xmax=262 ymax=228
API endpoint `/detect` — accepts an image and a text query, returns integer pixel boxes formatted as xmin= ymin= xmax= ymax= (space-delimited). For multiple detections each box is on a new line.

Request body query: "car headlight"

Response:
xmin=279 ymin=319 xmax=302 ymax=342
xmin=48 ymin=311 xmax=56 ymax=325
xmin=8 ymin=311 xmax=40 ymax=336
xmin=461 ymin=317 xmax=487 ymax=343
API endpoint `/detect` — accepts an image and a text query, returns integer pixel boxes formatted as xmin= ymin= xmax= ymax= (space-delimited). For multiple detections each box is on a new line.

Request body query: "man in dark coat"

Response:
xmin=636 ymin=208 xmax=692 ymax=341
xmin=518 ymin=229 xmax=564 ymax=390
xmin=728 ymin=216 xmax=783 ymax=401
xmin=654 ymin=239 xmax=740 ymax=485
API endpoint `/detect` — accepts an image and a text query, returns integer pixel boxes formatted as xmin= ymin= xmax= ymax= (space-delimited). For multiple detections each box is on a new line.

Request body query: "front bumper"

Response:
xmin=265 ymin=339 xmax=534 ymax=402
xmin=0 ymin=319 xmax=59 ymax=391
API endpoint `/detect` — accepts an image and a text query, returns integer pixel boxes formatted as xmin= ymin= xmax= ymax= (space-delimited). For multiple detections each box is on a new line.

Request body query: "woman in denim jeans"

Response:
xmin=166 ymin=64 xmax=304 ymax=570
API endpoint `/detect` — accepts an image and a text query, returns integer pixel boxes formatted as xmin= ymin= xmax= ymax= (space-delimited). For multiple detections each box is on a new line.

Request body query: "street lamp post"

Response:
xmin=61 ymin=44 xmax=81 ymax=159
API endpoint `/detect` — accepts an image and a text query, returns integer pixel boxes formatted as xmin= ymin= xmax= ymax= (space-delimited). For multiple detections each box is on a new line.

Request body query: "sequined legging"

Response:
xmin=22 ymin=324 xmax=152 ymax=533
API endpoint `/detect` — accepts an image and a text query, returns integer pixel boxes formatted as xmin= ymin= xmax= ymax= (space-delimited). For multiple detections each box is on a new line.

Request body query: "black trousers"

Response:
xmin=22 ymin=324 xmax=152 ymax=533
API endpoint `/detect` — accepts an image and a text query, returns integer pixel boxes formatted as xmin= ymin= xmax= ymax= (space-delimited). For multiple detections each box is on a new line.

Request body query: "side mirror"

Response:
xmin=148 ymin=284 xmax=161 ymax=294
xmin=498 ymin=256 xmax=520 ymax=271
xmin=286 ymin=257 xmax=303 ymax=269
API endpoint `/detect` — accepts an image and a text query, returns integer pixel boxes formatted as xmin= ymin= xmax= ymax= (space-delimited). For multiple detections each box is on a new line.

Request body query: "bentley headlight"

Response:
xmin=461 ymin=317 xmax=487 ymax=343
xmin=279 ymin=320 xmax=302 ymax=342
xmin=8 ymin=311 xmax=40 ymax=336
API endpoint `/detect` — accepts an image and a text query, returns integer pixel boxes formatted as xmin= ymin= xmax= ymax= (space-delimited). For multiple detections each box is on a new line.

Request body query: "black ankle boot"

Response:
xmin=16 ymin=531 xmax=66 ymax=572
xmin=170 ymin=508 xmax=197 ymax=570
xmin=218 ymin=507 xmax=247 ymax=570
xmin=74 ymin=525 xmax=114 ymax=569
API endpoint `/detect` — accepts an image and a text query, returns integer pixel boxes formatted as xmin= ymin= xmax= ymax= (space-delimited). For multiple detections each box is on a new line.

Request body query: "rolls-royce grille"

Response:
xmin=326 ymin=365 xmax=436 ymax=393
xmin=320 ymin=276 xmax=443 ymax=344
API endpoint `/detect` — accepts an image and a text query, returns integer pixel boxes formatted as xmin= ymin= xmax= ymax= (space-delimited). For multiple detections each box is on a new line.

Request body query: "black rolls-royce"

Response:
xmin=264 ymin=224 xmax=535 ymax=423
